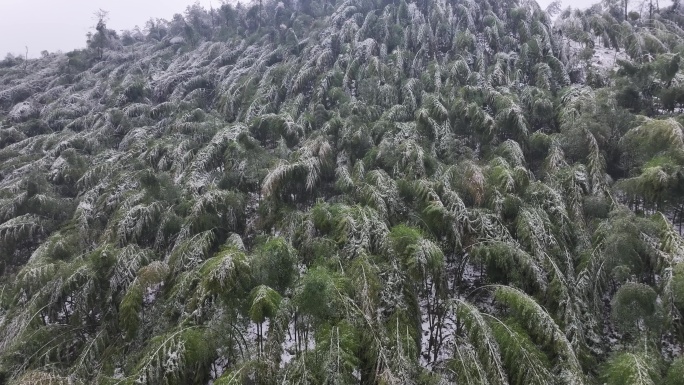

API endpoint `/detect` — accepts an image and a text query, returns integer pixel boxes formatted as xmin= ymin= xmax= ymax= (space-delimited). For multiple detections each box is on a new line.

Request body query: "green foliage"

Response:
xmin=295 ymin=266 xmax=345 ymax=323
xmin=664 ymin=356 xmax=684 ymax=385
xmin=314 ymin=321 xmax=360 ymax=383
xmin=612 ymin=282 xmax=664 ymax=337
xmin=120 ymin=283 xmax=144 ymax=339
xmin=2 ymin=0 xmax=684 ymax=383
xmin=494 ymin=286 xmax=585 ymax=385
xmin=119 ymin=261 xmax=169 ymax=339
xmin=251 ymin=237 xmax=297 ymax=293
xmin=673 ymin=262 xmax=684 ymax=314
xmin=248 ymin=285 xmax=281 ymax=324
xmin=472 ymin=241 xmax=546 ymax=290
xmin=199 ymin=247 xmax=251 ymax=301
xmin=601 ymin=352 xmax=661 ymax=385
xmin=389 ymin=225 xmax=444 ymax=281
xmin=134 ymin=328 xmax=213 ymax=385
xmin=620 ymin=119 xmax=684 ymax=171
xmin=489 ymin=320 xmax=553 ymax=385
xmin=454 ymin=300 xmax=508 ymax=385
xmin=593 ymin=210 xmax=659 ymax=279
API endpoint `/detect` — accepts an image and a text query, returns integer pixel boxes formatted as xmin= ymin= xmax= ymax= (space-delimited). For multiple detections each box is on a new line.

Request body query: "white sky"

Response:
xmin=0 ymin=0 xmax=217 ymax=57
xmin=0 ymin=0 xmax=671 ymax=57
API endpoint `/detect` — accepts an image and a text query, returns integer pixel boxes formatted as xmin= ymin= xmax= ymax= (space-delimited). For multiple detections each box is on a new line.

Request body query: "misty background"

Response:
xmin=0 ymin=0 xmax=669 ymax=57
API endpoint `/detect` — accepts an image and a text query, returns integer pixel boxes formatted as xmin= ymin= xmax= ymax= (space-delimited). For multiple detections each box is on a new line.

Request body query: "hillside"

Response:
xmin=1 ymin=0 xmax=684 ymax=384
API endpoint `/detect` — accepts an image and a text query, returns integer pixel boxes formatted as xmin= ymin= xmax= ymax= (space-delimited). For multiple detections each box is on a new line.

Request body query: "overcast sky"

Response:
xmin=0 ymin=0 xmax=668 ymax=57
xmin=0 ymin=0 xmax=216 ymax=57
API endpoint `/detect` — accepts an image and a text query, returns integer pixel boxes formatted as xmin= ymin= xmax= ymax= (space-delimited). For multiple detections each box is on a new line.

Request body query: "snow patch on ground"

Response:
xmin=143 ymin=283 xmax=162 ymax=305
xmin=419 ymin=277 xmax=458 ymax=369
xmin=419 ymin=305 xmax=456 ymax=368
xmin=662 ymin=334 xmax=683 ymax=360
xmin=564 ymin=38 xmax=629 ymax=73
xmin=281 ymin=320 xmax=297 ymax=366
xmin=460 ymin=262 xmax=484 ymax=289
xmin=591 ymin=46 xmax=628 ymax=71
xmin=209 ymin=352 xmax=229 ymax=383
xmin=246 ymin=319 xmax=264 ymax=343
xmin=280 ymin=319 xmax=315 ymax=367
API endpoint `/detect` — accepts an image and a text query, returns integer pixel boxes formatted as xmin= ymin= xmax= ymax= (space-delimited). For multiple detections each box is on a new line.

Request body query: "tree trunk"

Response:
xmin=624 ymin=0 xmax=629 ymax=20
xmin=257 ymin=322 xmax=262 ymax=357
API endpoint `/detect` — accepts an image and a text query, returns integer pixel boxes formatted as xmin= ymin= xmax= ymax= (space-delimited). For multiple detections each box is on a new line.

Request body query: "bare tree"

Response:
xmin=91 ymin=9 xmax=110 ymax=60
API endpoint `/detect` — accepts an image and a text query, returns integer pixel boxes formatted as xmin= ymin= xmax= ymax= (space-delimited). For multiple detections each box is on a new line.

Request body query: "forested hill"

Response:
xmin=2 ymin=0 xmax=684 ymax=383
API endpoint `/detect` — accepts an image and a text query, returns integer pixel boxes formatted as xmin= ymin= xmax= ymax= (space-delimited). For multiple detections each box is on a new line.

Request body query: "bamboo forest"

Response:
xmin=2 ymin=0 xmax=684 ymax=383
